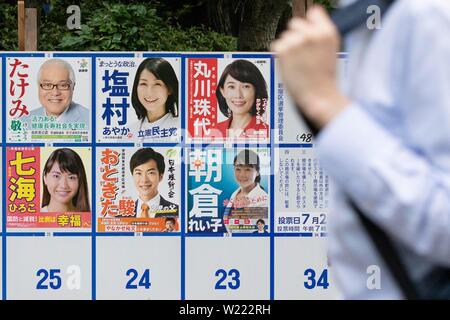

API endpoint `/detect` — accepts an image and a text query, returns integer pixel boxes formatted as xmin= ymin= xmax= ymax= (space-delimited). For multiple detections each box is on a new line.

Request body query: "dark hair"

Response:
xmin=130 ymin=147 xmax=165 ymax=175
xmin=131 ymin=58 xmax=179 ymax=120
xmin=233 ymin=149 xmax=262 ymax=185
xmin=42 ymin=148 xmax=90 ymax=212
xmin=165 ymin=217 xmax=176 ymax=224
xmin=256 ymin=219 xmax=265 ymax=225
xmin=216 ymin=59 xmax=268 ymax=118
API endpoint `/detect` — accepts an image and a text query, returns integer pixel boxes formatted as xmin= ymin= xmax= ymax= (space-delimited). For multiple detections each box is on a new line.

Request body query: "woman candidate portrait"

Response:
xmin=41 ymin=148 xmax=90 ymax=213
xmin=214 ymin=59 xmax=269 ymax=140
xmin=130 ymin=58 xmax=179 ymax=141
xmin=223 ymin=149 xmax=269 ymax=232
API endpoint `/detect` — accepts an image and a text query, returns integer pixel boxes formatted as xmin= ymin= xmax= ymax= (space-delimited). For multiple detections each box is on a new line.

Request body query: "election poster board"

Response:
xmin=274 ymin=147 xmax=328 ymax=236
xmin=5 ymin=54 xmax=91 ymax=143
xmin=187 ymin=147 xmax=270 ymax=235
xmin=95 ymin=55 xmax=181 ymax=143
xmin=0 ymin=57 xmax=3 ymax=143
xmin=274 ymin=55 xmax=348 ymax=144
xmin=6 ymin=146 xmax=92 ymax=233
xmin=6 ymin=236 xmax=91 ymax=300
xmin=186 ymin=55 xmax=270 ymax=143
xmin=96 ymin=146 xmax=181 ymax=233
xmin=0 ymin=51 xmax=347 ymax=300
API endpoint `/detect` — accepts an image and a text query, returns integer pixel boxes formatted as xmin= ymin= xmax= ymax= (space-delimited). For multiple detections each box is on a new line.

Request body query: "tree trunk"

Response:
xmin=207 ymin=0 xmax=231 ymax=35
xmin=292 ymin=0 xmax=314 ymax=18
xmin=238 ymin=0 xmax=289 ymax=51
xmin=25 ymin=0 xmax=40 ymax=50
xmin=276 ymin=4 xmax=293 ymax=38
xmin=207 ymin=0 xmax=244 ymax=36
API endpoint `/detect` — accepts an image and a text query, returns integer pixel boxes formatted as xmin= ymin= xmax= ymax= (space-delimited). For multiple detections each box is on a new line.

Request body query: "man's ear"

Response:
xmin=159 ymin=174 xmax=164 ymax=182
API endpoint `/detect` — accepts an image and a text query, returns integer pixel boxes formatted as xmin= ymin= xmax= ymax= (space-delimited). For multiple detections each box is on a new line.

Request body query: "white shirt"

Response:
xmin=316 ymin=0 xmax=450 ymax=299
xmin=224 ymin=183 xmax=269 ymax=234
xmin=136 ymin=194 xmax=161 ymax=218
xmin=226 ymin=183 xmax=269 ymax=209
xmin=130 ymin=113 xmax=179 ymax=142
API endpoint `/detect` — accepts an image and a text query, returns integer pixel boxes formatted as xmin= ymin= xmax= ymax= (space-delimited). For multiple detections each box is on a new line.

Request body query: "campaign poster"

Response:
xmin=187 ymin=147 xmax=270 ymax=234
xmin=97 ymin=146 xmax=181 ymax=233
xmin=274 ymin=54 xmax=348 ymax=143
xmin=274 ymin=147 xmax=329 ymax=236
xmin=6 ymin=55 xmax=91 ymax=143
xmin=96 ymin=56 xmax=181 ymax=143
xmin=6 ymin=146 xmax=92 ymax=231
xmin=186 ymin=56 xmax=271 ymax=143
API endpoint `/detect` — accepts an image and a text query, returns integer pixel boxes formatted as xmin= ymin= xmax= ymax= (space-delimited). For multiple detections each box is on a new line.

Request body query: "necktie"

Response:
xmin=140 ymin=203 xmax=149 ymax=218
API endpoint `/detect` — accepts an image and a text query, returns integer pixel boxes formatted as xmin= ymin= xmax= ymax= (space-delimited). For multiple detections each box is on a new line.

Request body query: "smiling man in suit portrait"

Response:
xmin=29 ymin=58 xmax=90 ymax=127
xmin=130 ymin=147 xmax=178 ymax=218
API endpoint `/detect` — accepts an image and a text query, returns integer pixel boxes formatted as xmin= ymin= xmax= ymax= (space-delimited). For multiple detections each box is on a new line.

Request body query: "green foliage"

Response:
xmin=0 ymin=1 xmax=236 ymax=51
xmin=157 ymin=26 xmax=237 ymax=52
xmin=54 ymin=3 xmax=162 ymax=51
xmin=0 ymin=0 xmax=336 ymax=52
xmin=314 ymin=0 xmax=338 ymax=10
xmin=0 ymin=3 xmax=19 ymax=50
xmin=0 ymin=0 xmax=341 ymax=52
xmin=58 ymin=2 xmax=235 ymax=51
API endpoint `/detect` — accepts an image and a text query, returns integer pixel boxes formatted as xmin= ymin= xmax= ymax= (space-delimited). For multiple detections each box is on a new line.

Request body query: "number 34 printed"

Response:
xmin=304 ymin=269 xmax=329 ymax=289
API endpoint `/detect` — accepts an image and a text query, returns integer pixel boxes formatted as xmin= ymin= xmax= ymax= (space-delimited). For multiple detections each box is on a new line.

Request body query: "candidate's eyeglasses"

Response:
xmin=40 ymin=82 xmax=72 ymax=91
